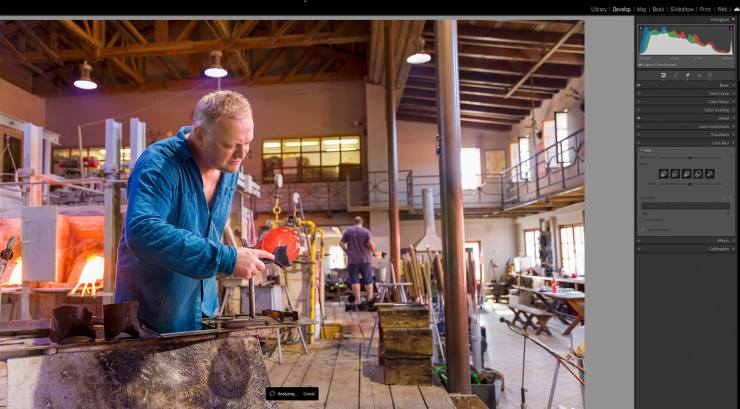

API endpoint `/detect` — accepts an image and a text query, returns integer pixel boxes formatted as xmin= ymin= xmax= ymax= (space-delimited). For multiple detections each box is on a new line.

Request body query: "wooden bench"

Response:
xmin=508 ymin=304 xmax=553 ymax=335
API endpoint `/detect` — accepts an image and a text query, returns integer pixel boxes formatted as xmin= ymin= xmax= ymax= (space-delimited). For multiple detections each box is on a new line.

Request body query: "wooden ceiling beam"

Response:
xmin=251 ymin=48 xmax=284 ymax=80
xmin=9 ymin=30 xmax=368 ymax=63
xmin=506 ymin=21 xmax=584 ymax=98
xmin=400 ymin=96 xmax=528 ymax=119
xmin=410 ymin=64 xmax=567 ymax=90
xmin=155 ymin=20 xmax=168 ymax=43
xmin=230 ymin=20 xmax=258 ymax=45
xmin=109 ymin=56 xmax=144 ymax=85
xmin=272 ymin=21 xmax=297 ymax=42
xmin=306 ymin=21 xmax=328 ymax=42
xmin=404 ymin=88 xmax=540 ymax=109
xmin=59 ymin=20 xmax=99 ymax=53
xmin=404 ymin=78 xmax=554 ymax=102
xmin=396 ymin=112 xmax=512 ymax=132
xmin=455 ymin=56 xmax=582 ymax=78
xmin=422 ymin=23 xmax=584 ymax=47
xmin=176 ymin=20 xmax=199 ymax=42
xmin=0 ymin=33 xmax=47 ymax=77
xmin=114 ymin=20 xmax=181 ymax=81
xmin=424 ymin=40 xmax=584 ymax=65
xmin=398 ymin=107 xmax=520 ymax=126
xmin=46 ymin=68 xmax=363 ymax=95
xmin=15 ymin=21 xmax=62 ymax=65
xmin=282 ymin=47 xmax=317 ymax=80
xmin=311 ymin=56 xmax=334 ymax=79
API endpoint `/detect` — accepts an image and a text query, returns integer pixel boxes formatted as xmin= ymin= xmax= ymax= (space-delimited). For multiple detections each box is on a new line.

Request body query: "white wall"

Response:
xmin=45 ymin=80 xmax=367 ymax=178
xmin=514 ymin=202 xmax=585 ymax=271
xmin=396 ymin=217 xmax=516 ymax=283
xmin=509 ymin=74 xmax=585 ymax=164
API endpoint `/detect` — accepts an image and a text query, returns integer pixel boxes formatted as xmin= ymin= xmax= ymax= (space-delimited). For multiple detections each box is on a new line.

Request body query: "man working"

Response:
xmin=115 ymin=90 xmax=273 ymax=333
xmin=340 ymin=216 xmax=376 ymax=310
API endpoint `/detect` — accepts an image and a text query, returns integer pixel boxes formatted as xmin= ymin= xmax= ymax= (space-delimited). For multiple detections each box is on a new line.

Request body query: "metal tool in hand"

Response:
xmin=0 ymin=236 xmax=16 ymax=276
xmin=262 ymin=309 xmax=299 ymax=322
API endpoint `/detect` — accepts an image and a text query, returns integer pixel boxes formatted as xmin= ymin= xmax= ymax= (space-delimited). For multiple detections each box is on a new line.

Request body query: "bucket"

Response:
xmin=321 ymin=323 xmax=342 ymax=340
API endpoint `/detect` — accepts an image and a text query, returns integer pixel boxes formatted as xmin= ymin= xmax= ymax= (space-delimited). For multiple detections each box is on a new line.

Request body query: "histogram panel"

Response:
xmin=639 ymin=25 xmax=734 ymax=55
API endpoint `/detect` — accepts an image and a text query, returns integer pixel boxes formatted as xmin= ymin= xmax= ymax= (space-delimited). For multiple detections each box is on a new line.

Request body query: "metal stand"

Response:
xmin=280 ymin=280 xmax=309 ymax=354
xmin=365 ymin=282 xmax=411 ymax=358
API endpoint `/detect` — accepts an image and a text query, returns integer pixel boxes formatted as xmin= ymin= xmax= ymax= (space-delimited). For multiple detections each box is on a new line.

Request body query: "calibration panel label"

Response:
xmin=635 ymin=15 xmax=737 ymax=252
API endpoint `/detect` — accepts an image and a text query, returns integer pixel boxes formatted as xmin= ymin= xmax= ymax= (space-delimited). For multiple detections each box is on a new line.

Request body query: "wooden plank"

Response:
xmin=381 ymin=328 xmax=432 ymax=357
xmin=378 ymin=304 xmax=429 ymax=329
xmin=324 ymin=341 xmax=360 ymax=409
xmin=358 ymin=345 xmax=374 ymax=409
xmin=267 ymin=346 xmax=303 ymax=387
xmin=390 ymin=385 xmax=427 ymax=409
xmin=370 ymin=369 xmax=394 ymax=409
xmin=277 ymin=348 xmax=317 ymax=409
xmin=383 ymin=357 xmax=432 ymax=385
xmin=418 ymin=385 xmax=457 ymax=409
xmin=291 ymin=341 xmax=340 ymax=408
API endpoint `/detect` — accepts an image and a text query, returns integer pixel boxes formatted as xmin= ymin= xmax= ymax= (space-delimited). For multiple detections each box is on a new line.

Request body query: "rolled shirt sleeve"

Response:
xmin=124 ymin=164 xmax=237 ymax=279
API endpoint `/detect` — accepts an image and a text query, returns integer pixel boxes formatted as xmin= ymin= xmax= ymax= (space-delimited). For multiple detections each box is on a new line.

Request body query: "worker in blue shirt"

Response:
xmin=114 ymin=90 xmax=273 ymax=333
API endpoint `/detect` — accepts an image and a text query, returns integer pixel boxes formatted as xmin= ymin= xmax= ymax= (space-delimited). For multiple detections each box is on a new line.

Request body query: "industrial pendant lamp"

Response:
xmin=204 ymin=50 xmax=228 ymax=78
xmin=406 ymin=37 xmax=431 ymax=64
xmin=73 ymin=61 xmax=97 ymax=90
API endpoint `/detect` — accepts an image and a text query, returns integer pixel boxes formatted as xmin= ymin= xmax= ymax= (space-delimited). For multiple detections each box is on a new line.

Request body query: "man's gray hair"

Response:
xmin=354 ymin=216 xmax=363 ymax=225
xmin=193 ymin=90 xmax=252 ymax=132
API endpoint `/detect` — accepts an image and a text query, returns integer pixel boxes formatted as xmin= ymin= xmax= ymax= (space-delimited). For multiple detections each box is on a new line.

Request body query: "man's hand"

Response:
xmin=233 ymin=248 xmax=274 ymax=279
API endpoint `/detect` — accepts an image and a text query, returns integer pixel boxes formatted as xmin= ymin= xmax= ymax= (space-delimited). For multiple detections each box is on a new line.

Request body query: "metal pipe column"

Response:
xmin=435 ymin=20 xmax=471 ymax=394
xmin=384 ymin=21 xmax=401 ymax=284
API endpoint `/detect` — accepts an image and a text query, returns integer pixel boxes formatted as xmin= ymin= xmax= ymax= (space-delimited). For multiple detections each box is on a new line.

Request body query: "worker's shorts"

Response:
xmin=347 ymin=263 xmax=373 ymax=285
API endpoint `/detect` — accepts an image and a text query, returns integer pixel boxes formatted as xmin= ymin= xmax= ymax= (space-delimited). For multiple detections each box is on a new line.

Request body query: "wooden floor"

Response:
xmin=264 ymin=303 xmax=455 ymax=409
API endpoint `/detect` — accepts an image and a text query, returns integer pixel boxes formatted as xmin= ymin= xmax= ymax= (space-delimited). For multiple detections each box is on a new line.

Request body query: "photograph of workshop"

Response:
xmin=0 ymin=19 xmax=585 ymax=409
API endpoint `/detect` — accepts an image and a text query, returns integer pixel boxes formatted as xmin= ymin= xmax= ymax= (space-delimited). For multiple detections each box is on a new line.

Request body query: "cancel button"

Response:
xmin=266 ymin=387 xmax=320 ymax=401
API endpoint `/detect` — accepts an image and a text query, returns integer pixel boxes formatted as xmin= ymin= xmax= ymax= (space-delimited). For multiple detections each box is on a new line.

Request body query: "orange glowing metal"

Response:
xmin=69 ymin=255 xmax=104 ymax=296
xmin=1 ymin=258 xmax=22 ymax=286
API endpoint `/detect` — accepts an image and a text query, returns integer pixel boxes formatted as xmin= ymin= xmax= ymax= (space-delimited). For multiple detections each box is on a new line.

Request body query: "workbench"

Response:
xmin=0 ymin=316 xmax=315 ymax=409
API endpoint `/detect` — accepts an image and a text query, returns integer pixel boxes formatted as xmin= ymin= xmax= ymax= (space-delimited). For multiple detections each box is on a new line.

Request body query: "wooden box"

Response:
xmin=380 ymin=327 xmax=433 ymax=357
xmin=377 ymin=304 xmax=429 ymax=329
xmin=383 ymin=357 xmax=432 ymax=385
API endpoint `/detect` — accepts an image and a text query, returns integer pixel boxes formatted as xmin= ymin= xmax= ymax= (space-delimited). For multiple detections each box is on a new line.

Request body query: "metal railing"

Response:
xmin=255 ymin=129 xmax=585 ymax=214
xmin=254 ymin=179 xmax=355 ymax=213
xmin=500 ymin=129 xmax=585 ymax=208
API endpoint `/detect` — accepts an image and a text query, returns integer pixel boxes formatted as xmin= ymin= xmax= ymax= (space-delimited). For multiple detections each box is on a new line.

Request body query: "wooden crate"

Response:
xmin=380 ymin=327 xmax=433 ymax=358
xmin=377 ymin=304 xmax=429 ymax=329
xmin=383 ymin=357 xmax=433 ymax=385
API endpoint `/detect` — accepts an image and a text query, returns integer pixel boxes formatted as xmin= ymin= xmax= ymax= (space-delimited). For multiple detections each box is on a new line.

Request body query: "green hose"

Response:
xmin=433 ymin=365 xmax=481 ymax=385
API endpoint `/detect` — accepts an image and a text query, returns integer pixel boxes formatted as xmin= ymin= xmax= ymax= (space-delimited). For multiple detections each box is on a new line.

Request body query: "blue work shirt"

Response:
xmin=115 ymin=126 xmax=238 ymax=334
xmin=341 ymin=226 xmax=373 ymax=264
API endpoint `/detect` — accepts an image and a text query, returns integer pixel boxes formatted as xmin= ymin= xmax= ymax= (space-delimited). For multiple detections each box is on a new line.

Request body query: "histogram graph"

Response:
xmin=639 ymin=25 xmax=734 ymax=56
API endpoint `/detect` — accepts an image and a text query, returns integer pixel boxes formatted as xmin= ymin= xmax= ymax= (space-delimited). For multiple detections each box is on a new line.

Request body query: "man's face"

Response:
xmin=196 ymin=115 xmax=254 ymax=173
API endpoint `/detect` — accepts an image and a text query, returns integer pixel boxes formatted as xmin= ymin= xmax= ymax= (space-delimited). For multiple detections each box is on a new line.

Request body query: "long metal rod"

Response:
xmin=384 ymin=21 xmax=402 ymax=285
xmin=505 ymin=21 xmax=584 ymax=98
xmin=435 ymin=20 xmax=471 ymax=394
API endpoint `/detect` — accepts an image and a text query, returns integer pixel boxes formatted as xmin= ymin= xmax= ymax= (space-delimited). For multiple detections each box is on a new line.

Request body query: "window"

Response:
xmin=51 ymin=147 xmax=132 ymax=177
xmin=524 ymin=229 xmax=541 ymax=265
xmin=518 ymin=136 xmax=531 ymax=180
xmin=542 ymin=119 xmax=558 ymax=163
xmin=262 ymin=136 xmax=361 ymax=182
xmin=559 ymin=224 xmax=585 ymax=276
xmin=555 ymin=111 xmax=573 ymax=165
xmin=1 ymin=132 xmax=22 ymax=183
xmin=464 ymin=241 xmax=482 ymax=284
xmin=461 ymin=147 xmax=481 ymax=190
xmin=328 ymin=245 xmax=346 ymax=269
xmin=509 ymin=137 xmax=531 ymax=182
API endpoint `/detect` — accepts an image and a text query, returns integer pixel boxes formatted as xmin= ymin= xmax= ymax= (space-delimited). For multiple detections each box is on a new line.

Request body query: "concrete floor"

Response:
xmin=481 ymin=301 xmax=584 ymax=409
